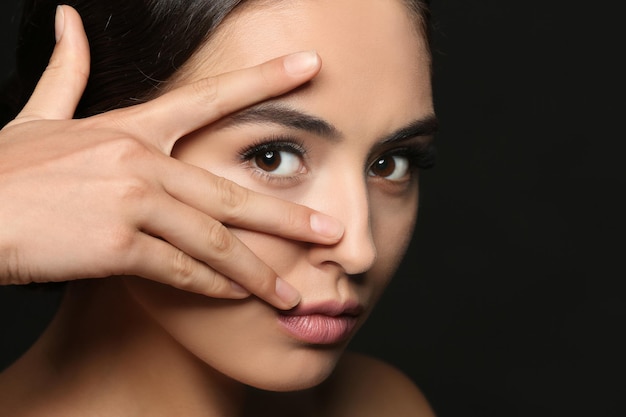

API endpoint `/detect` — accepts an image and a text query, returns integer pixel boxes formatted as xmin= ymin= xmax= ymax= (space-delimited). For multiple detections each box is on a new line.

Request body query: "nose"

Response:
xmin=308 ymin=173 xmax=377 ymax=275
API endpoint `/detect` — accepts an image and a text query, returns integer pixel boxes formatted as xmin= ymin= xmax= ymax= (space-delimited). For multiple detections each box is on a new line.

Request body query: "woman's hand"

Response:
xmin=0 ymin=6 xmax=343 ymax=309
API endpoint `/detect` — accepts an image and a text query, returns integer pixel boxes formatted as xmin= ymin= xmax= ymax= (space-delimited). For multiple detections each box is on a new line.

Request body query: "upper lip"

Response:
xmin=281 ymin=300 xmax=364 ymax=317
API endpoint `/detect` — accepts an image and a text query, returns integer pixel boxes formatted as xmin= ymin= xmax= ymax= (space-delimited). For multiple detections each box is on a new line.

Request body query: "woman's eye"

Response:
xmin=251 ymin=148 xmax=304 ymax=176
xmin=368 ymin=154 xmax=410 ymax=181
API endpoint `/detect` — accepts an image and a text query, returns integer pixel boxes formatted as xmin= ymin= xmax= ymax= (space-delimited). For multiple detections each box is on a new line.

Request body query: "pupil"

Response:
xmin=374 ymin=157 xmax=395 ymax=177
xmin=256 ymin=150 xmax=281 ymax=171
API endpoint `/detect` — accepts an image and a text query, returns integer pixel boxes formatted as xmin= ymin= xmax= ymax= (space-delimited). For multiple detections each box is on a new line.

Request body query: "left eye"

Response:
xmin=252 ymin=149 xmax=304 ymax=176
xmin=368 ymin=155 xmax=410 ymax=181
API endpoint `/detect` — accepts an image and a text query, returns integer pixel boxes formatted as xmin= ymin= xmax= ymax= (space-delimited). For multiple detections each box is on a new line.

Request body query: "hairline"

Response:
xmin=163 ymin=0 xmax=431 ymax=92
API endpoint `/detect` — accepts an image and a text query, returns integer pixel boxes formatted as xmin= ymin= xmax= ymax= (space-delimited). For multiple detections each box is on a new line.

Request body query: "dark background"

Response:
xmin=1 ymin=1 xmax=623 ymax=416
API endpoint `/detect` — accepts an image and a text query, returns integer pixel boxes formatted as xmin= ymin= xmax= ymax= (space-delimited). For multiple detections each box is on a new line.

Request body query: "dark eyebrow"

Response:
xmin=380 ymin=114 xmax=438 ymax=144
xmin=229 ymin=102 xmax=341 ymax=140
xmin=228 ymin=102 xmax=437 ymax=144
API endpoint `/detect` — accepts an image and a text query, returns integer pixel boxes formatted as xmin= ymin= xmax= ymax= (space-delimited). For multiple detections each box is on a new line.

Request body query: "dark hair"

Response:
xmin=1 ymin=0 xmax=430 ymax=126
xmin=1 ymin=0 xmax=245 ymax=125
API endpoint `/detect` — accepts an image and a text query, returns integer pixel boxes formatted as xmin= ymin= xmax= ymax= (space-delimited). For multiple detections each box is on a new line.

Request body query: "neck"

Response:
xmin=0 ymin=278 xmax=246 ymax=417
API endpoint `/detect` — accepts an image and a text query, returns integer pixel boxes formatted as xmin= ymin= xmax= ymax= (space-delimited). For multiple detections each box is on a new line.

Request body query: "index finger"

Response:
xmin=161 ymin=167 xmax=345 ymax=244
xmin=117 ymin=51 xmax=321 ymax=154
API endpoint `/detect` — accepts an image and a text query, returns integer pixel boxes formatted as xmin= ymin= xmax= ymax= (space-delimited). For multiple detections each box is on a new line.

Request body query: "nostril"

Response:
xmin=346 ymin=272 xmax=367 ymax=285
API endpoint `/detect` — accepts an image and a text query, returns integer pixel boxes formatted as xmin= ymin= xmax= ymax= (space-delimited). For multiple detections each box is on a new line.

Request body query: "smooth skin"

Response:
xmin=0 ymin=1 xmax=437 ymax=416
xmin=0 ymin=6 xmax=346 ymax=309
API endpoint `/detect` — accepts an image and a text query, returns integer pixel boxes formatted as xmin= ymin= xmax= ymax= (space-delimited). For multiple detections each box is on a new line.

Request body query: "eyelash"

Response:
xmin=238 ymin=136 xmax=436 ymax=185
xmin=378 ymin=142 xmax=437 ymax=172
xmin=239 ymin=136 xmax=309 ymax=185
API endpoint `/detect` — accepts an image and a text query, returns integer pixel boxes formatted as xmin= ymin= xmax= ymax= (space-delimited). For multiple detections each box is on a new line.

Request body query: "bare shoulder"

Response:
xmin=315 ymin=351 xmax=437 ymax=417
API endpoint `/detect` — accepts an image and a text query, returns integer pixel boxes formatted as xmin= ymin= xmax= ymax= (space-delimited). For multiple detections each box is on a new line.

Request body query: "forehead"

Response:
xmin=179 ymin=0 xmax=432 ymax=136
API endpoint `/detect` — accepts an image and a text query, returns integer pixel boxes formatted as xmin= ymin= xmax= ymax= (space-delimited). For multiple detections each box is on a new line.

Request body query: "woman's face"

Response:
xmin=125 ymin=0 xmax=434 ymax=391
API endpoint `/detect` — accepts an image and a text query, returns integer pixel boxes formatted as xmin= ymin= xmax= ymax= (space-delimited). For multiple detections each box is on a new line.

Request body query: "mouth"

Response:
xmin=277 ymin=301 xmax=363 ymax=345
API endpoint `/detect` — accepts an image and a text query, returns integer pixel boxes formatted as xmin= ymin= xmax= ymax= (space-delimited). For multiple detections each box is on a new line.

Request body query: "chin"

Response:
xmin=228 ymin=346 xmax=344 ymax=392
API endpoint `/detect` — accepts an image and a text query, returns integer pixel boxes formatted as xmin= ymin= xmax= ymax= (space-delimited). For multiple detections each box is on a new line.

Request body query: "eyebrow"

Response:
xmin=229 ymin=102 xmax=340 ymax=139
xmin=380 ymin=114 xmax=438 ymax=144
xmin=227 ymin=102 xmax=438 ymax=143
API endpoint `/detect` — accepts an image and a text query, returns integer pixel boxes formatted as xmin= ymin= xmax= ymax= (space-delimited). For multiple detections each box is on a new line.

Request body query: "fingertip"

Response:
xmin=275 ymin=277 xmax=301 ymax=310
xmin=51 ymin=5 xmax=89 ymax=52
xmin=310 ymin=213 xmax=344 ymax=241
xmin=283 ymin=50 xmax=321 ymax=76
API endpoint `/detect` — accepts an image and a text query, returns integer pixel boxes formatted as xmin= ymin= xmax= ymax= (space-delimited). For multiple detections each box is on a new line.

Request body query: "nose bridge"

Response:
xmin=311 ymin=169 xmax=377 ymax=275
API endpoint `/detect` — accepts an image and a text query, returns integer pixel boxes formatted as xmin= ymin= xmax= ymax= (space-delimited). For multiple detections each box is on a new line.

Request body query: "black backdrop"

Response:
xmin=1 ymin=1 xmax=623 ymax=416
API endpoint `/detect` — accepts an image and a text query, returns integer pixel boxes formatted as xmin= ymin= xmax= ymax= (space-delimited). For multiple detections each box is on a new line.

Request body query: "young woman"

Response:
xmin=0 ymin=0 xmax=437 ymax=415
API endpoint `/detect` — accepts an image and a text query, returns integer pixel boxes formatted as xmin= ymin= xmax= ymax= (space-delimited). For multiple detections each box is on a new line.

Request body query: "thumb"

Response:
xmin=14 ymin=5 xmax=91 ymax=123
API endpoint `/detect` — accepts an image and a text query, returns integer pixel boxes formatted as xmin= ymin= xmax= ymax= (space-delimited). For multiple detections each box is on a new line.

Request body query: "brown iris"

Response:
xmin=255 ymin=150 xmax=281 ymax=172
xmin=370 ymin=156 xmax=396 ymax=177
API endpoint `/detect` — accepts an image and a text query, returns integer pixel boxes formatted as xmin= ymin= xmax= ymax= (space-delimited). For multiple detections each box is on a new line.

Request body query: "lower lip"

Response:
xmin=278 ymin=314 xmax=358 ymax=345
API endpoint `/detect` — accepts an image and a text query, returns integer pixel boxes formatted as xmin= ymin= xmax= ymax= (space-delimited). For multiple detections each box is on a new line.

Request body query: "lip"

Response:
xmin=278 ymin=301 xmax=362 ymax=345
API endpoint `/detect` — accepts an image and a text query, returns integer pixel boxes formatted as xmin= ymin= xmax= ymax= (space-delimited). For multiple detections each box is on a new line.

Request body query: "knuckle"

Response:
xmin=79 ymin=131 xmax=151 ymax=165
xmin=215 ymin=176 xmax=248 ymax=219
xmin=103 ymin=226 xmax=137 ymax=258
xmin=42 ymin=58 xmax=89 ymax=95
xmin=282 ymin=206 xmax=306 ymax=232
xmin=251 ymin=270 xmax=275 ymax=295
xmin=0 ymin=247 xmax=31 ymax=285
xmin=102 ymin=139 xmax=156 ymax=202
xmin=204 ymin=220 xmax=236 ymax=259
xmin=200 ymin=269 xmax=231 ymax=296
xmin=96 ymin=227 xmax=139 ymax=276
xmin=192 ymin=76 xmax=219 ymax=109
xmin=170 ymin=250 xmax=198 ymax=290
xmin=114 ymin=176 xmax=153 ymax=203
xmin=108 ymin=135 xmax=150 ymax=159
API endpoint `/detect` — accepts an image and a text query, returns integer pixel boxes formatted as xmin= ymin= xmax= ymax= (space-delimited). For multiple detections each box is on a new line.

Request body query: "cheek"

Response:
xmin=123 ymin=278 xmax=338 ymax=390
xmin=376 ymin=206 xmax=416 ymax=259
xmin=123 ymin=278 xmax=265 ymax=362
xmin=370 ymin=192 xmax=419 ymax=287
xmin=229 ymin=228 xmax=305 ymax=277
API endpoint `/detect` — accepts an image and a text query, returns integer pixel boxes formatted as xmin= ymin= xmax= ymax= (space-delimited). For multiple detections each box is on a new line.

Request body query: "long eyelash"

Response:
xmin=237 ymin=136 xmax=309 ymax=185
xmin=238 ymin=135 xmax=308 ymax=162
xmin=386 ymin=141 xmax=437 ymax=170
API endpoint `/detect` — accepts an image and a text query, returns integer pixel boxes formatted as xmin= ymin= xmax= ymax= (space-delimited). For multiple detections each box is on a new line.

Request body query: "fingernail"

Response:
xmin=230 ymin=280 xmax=250 ymax=297
xmin=310 ymin=213 xmax=344 ymax=240
xmin=275 ymin=277 xmax=301 ymax=308
xmin=55 ymin=6 xmax=65 ymax=43
xmin=283 ymin=51 xmax=319 ymax=75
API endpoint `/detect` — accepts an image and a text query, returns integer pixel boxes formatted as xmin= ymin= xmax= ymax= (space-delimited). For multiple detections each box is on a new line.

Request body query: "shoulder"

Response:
xmin=315 ymin=351 xmax=436 ymax=417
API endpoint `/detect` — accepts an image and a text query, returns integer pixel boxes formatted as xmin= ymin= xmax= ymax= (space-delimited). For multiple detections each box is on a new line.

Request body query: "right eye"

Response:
xmin=240 ymin=139 xmax=308 ymax=182
xmin=252 ymin=148 xmax=304 ymax=176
